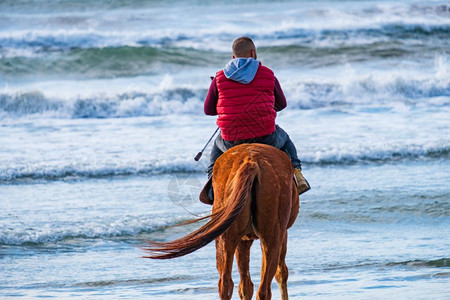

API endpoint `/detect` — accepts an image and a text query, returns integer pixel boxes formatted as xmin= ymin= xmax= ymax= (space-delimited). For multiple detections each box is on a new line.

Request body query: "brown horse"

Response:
xmin=144 ymin=143 xmax=299 ymax=299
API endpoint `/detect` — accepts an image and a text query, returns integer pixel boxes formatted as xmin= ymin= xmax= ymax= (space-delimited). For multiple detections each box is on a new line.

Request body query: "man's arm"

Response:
xmin=274 ymin=77 xmax=287 ymax=112
xmin=204 ymin=77 xmax=218 ymax=115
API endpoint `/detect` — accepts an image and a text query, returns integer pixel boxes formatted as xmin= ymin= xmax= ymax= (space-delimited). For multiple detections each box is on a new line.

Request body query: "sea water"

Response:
xmin=1 ymin=0 xmax=449 ymax=299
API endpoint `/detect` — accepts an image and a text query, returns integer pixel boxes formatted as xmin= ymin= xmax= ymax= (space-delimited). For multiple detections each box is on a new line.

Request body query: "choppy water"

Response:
xmin=1 ymin=0 xmax=449 ymax=299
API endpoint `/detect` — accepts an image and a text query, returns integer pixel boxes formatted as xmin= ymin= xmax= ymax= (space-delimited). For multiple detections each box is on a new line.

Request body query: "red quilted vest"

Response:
xmin=216 ymin=65 xmax=276 ymax=141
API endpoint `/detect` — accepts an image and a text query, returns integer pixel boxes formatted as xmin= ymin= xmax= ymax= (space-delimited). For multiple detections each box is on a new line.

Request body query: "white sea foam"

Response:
xmin=0 ymin=215 xmax=174 ymax=245
xmin=1 ymin=56 xmax=449 ymax=120
xmin=0 ymin=139 xmax=447 ymax=182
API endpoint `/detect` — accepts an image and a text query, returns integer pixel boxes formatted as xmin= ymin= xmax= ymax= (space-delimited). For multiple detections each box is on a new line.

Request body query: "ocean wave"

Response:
xmin=256 ymin=23 xmax=450 ymax=53
xmin=2 ymin=2 xmax=450 ymax=82
xmin=307 ymin=142 xmax=450 ymax=165
xmin=1 ymin=38 xmax=447 ymax=80
xmin=0 ymin=216 xmax=179 ymax=246
xmin=284 ymin=55 xmax=450 ymax=108
xmin=1 ymin=143 xmax=448 ymax=183
xmin=2 ymin=1 xmax=449 ymax=68
xmin=387 ymin=258 xmax=450 ymax=268
xmin=1 ymin=22 xmax=449 ymax=58
xmin=0 ymin=46 xmax=222 ymax=79
xmin=0 ymin=87 xmax=206 ymax=118
xmin=1 ymin=61 xmax=449 ymax=119
xmin=0 ymin=159 xmax=203 ymax=182
xmin=321 ymin=258 xmax=450 ymax=272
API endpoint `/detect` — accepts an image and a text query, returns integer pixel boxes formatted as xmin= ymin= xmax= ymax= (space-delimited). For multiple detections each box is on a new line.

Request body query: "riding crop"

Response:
xmin=194 ymin=127 xmax=219 ymax=161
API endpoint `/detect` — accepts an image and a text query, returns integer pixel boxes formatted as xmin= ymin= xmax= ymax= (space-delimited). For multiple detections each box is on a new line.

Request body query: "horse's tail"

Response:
xmin=143 ymin=160 xmax=258 ymax=259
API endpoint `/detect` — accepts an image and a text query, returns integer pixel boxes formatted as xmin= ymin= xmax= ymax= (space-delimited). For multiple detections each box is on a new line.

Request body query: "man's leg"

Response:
xmin=281 ymin=137 xmax=310 ymax=195
xmin=263 ymin=125 xmax=310 ymax=195
xmin=207 ymin=141 xmax=224 ymax=179
xmin=281 ymin=138 xmax=302 ymax=169
xmin=204 ymin=141 xmax=224 ymax=201
xmin=205 ymin=135 xmax=238 ymax=201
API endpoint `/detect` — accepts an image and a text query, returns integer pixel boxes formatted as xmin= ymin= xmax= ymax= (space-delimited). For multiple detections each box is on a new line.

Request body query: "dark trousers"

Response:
xmin=207 ymin=125 xmax=302 ymax=176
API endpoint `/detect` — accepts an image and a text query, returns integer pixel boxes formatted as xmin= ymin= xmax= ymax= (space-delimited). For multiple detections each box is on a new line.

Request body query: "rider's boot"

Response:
xmin=294 ymin=168 xmax=311 ymax=195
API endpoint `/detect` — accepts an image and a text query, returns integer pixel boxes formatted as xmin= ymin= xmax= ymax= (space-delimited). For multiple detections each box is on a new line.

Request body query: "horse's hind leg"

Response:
xmin=275 ymin=231 xmax=289 ymax=300
xmin=257 ymin=234 xmax=282 ymax=300
xmin=215 ymin=235 xmax=239 ymax=300
xmin=236 ymin=239 xmax=254 ymax=300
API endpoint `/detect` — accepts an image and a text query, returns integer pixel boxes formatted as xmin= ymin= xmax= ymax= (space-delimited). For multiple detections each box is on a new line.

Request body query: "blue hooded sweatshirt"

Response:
xmin=223 ymin=57 xmax=260 ymax=84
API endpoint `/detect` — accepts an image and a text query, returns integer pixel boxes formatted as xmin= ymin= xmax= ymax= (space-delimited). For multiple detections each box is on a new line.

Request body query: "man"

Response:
xmin=203 ymin=36 xmax=310 ymax=201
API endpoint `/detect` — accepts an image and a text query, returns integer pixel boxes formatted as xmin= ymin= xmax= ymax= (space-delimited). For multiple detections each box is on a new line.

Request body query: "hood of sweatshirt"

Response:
xmin=223 ymin=57 xmax=260 ymax=84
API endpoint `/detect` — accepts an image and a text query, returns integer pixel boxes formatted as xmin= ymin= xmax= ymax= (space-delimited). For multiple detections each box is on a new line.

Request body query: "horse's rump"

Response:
xmin=213 ymin=143 xmax=298 ymax=238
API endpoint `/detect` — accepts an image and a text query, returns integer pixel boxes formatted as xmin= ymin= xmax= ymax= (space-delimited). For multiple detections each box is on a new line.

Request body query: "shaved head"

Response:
xmin=232 ymin=36 xmax=256 ymax=58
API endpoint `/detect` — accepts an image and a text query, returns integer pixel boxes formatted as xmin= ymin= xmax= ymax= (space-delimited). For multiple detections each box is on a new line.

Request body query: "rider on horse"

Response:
xmin=203 ymin=36 xmax=310 ymax=200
